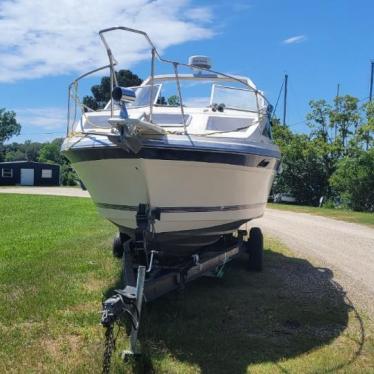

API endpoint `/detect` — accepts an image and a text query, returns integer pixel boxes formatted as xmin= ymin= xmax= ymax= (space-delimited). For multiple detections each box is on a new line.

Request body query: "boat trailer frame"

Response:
xmin=100 ymin=204 xmax=249 ymax=366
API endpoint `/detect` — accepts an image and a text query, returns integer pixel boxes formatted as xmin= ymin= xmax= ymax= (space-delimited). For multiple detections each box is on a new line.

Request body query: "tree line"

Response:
xmin=272 ymin=96 xmax=374 ymax=212
xmin=0 ymin=107 xmax=75 ymax=185
xmin=1 ymin=137 xmax=77 ymax=185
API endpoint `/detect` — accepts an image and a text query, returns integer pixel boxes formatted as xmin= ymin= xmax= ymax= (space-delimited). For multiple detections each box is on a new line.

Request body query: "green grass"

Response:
xmin=0 ymin=194 xmax=373 ymax=373
xmin=268 ymin=203 xmax=374 ymax=227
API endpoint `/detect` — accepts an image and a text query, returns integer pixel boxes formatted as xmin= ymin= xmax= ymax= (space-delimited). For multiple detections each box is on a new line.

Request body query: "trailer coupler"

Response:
xmin=101 ymin=287 xmax=138 ymax=328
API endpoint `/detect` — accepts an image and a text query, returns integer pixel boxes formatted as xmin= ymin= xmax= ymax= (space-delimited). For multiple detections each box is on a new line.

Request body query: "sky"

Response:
xmin=0 ymin=0 xmax=373 ymax=142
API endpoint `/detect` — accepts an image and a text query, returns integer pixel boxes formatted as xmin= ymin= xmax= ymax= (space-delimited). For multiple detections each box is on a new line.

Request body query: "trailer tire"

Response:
xmin=247 ymin=227 xmax=263 ymax=272
xmin=112 ymin=236 xmax=124 ymax=259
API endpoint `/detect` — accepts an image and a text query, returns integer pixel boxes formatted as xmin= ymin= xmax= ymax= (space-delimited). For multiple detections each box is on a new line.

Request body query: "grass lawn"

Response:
xmin=0 ymin=194 xmax=373 ymax=373
xmin=268 ymin=203 xmax=374 ymax=227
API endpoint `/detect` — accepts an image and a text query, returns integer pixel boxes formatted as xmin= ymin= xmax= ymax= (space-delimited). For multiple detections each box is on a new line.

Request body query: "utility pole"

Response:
xmin=334 ymin=83 xmax=340 ymax=140
xmin=366 ymin=61 xmax=373 ymax=150
xmin=370 ymin=60 xmax=374 ymax=101
xmin=283 ymin=73 xmax=288 ymax=125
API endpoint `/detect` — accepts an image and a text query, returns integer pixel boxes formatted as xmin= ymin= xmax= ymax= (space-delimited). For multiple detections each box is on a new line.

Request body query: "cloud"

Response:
xmin=282 ymin=35 xmax=307 ymax=45
xmin=185 ymin=7 xmax=213 ymax=23
xmin=0 ymin=0 xmax=215 ymax=82
xmin=15 ymin=107 xmax=66 ymax=139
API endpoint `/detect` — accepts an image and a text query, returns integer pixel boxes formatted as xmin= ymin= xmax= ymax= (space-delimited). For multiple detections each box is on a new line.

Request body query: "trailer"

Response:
xmin=100 ymin=204 xmax=264 ymax=373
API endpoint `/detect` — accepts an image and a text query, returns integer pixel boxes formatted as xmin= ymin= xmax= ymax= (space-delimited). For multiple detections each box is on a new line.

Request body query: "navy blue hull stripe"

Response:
xmin=64 ymin=146 xmax=280 ymax=169
xmin=96 ymin=202 xmax=266 ymax=213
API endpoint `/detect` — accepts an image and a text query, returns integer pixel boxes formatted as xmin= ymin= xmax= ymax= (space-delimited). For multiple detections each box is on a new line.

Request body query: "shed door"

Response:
xmin=20 ymin=168 xmax=34 ymax=186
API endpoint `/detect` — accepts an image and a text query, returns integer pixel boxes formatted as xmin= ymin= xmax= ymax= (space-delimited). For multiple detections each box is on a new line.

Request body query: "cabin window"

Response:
xmin=149 ymin=113 xmax=191 ymax=127
xmin=207 ymin=116 xmax=253 ymax=132
xmin=1 ymin=168 xmax=13 ymax=178
xmin=41 ymin=169 xmax=52 ymax=178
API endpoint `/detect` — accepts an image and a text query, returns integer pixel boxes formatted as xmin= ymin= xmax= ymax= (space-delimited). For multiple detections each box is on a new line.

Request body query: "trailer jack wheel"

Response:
xmin=247 ymin=227 xmax=263 ymax=272
xmin=112 ymin=233 xmax=130 ymax=259
xmin=112 ymin=235 xmax=124 ymax=258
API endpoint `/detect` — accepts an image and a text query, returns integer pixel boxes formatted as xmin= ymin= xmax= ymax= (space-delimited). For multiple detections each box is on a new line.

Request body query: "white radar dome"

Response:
xmin=188 ymin=55 xmax=212 ymax=70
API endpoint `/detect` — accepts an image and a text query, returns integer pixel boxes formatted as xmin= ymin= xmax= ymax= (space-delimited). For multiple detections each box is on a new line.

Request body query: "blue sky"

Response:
xmin=0 ymin=0 xmax=373 ymax=142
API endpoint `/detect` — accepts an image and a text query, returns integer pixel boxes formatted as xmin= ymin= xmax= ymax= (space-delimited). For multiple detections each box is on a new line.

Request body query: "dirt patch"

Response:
xmin=83 ymin=277 xmax=107 ymax=292
xmin=41 ymin=334 xmax=83 ymax=362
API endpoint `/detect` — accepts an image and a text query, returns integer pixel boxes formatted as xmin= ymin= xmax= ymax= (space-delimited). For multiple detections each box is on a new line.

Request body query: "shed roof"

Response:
xmin=0 ymin=161 xmax=59 ymax=167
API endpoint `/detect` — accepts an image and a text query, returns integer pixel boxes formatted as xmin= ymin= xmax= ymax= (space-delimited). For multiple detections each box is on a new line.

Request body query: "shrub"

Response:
xmin=330 ymin=149 xmax=374 ymax=212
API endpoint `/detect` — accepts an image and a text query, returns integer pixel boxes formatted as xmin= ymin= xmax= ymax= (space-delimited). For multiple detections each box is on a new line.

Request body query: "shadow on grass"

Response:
xmin=106 ymin=248 xmax=364 ymax=374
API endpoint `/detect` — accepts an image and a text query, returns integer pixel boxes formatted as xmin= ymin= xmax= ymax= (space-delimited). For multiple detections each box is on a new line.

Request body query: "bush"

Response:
xmin=330 ymin=149 xmax=374 ymax=212
xmin=60 ymin=163 xmax=77 ymax=186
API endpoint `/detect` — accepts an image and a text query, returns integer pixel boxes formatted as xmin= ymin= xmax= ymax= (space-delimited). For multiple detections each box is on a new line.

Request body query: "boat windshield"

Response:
xmin=127 ymin=85 xmax=161 ymax=107
xmin=211 ymin=85 xmax=258 ymax=112
xmin=121 ymin=78 xmax=259 ymax=112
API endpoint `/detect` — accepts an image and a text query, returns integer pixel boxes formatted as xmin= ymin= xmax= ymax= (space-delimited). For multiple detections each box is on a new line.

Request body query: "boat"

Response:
xmin=62 ymin=26 xmax=281 ymax=260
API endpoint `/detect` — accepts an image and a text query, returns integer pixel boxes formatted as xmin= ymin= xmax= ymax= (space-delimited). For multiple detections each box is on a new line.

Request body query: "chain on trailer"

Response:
xmin=102 ymin=324 xmax=114 ymax=374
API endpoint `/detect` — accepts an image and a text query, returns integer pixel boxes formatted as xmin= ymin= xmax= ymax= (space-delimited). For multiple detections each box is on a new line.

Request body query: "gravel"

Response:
xmin=256 ymin=208 xmax=374 ymax=316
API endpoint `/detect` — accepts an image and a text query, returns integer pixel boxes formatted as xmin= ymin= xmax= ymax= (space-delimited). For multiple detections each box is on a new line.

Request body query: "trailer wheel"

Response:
xmin=112 ymin=236 xmax=124 ymax=258
xmin=247 ymin=227 xmax=263 ymax=271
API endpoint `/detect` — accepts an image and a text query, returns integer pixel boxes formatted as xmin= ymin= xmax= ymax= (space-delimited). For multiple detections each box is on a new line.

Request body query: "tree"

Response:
xmin=330 ymin=148 xmax=374 ymax=212
xmin=306 ymin=99 xmax=331 ymax=142
xmin=38 ymin=139 xmax=63 ymax=164
xmin=272 ymin=94 xmax=374 ymax=210
xmin=60 ymin=163 xmax=78 ymax=186
xmin=357 ymin=101 xmax=374 ymax=150
xmin=5 ymin=149 xmax=25 ymax=161
xmin=330 ymin=95 xmax=360 ymax=150
xmin=37 ymin=138 xmax=78 ymax=186
xmin=273 ymin=133 xmax=330 ymax=205
xmin=24 ymin=140 xmax=43 ymax=161
xmin=0 ymin=109 xmax=21 ymax=143
xmin=3 ymin=141 xmax=43 ymax=162
xmin=273 ymin=115 xmax=338 ymax=205
xmin=83 ymin=70 xmax=142 ymax=110
xmin=167 ymin=95 xmax=180 ymax=106
xmin=271 ymin=118 xmax=294 ymax=148
xmin=0 ymin=109 xmax=21 ymax=161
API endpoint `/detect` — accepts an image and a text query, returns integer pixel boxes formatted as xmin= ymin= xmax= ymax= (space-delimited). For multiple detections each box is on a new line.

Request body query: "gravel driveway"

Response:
xmin=256 ymin=208 xmax=374 ymax=315
xmin=0 ymin=186 xmax=90 ymax=197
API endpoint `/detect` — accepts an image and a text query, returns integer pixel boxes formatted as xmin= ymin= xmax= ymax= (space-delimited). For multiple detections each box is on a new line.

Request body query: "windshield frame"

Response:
xmin=210 ymin=84 xmax=259 ymax=113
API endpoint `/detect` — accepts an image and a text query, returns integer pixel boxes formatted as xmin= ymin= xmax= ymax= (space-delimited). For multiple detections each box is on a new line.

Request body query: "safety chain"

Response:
xmin=102 ymin=324 xmax=115 ymax=374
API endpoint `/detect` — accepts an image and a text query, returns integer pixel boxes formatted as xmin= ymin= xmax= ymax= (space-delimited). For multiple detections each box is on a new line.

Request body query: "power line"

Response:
xmin=272 ymin=79 xmax=285 ymax=118
xmin=288 ymin=119 xmax=307 ymax=128
xmin=20 ymin=131 xmax=65 ymax=135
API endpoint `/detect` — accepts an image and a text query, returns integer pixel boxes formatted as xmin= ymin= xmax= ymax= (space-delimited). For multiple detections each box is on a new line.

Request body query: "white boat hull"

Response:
xmin=72 ymin=158 xmax=274 ymax=229
xmin=63 ymin=133 xmax=280 ymax=255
